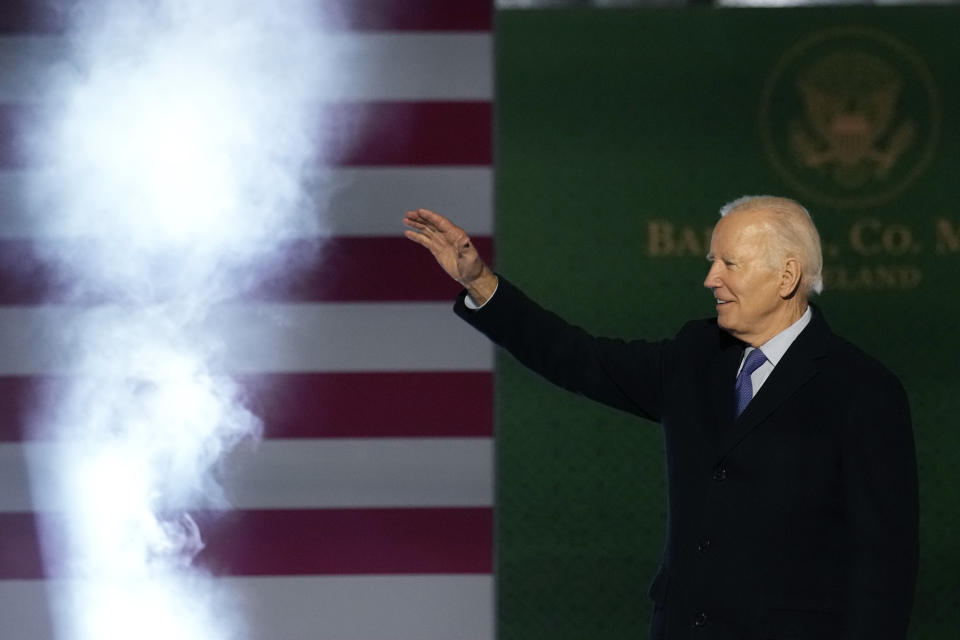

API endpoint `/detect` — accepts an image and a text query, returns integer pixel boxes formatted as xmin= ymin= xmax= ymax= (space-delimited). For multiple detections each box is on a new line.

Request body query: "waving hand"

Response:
xmin=403 ymin=208 xmax=498 ymax=305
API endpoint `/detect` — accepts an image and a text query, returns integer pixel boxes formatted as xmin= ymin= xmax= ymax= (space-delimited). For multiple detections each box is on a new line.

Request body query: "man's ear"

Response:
xmin=779 ymin=257 xmax=802 ymax=299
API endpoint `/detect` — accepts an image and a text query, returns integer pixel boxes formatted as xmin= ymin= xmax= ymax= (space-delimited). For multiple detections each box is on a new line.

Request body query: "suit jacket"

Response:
xmin=455 ymin=277 xmax=918 ymax=640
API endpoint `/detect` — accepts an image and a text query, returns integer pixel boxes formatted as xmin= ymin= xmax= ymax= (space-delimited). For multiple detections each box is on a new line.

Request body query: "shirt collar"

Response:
xmin=744 ymin=305 xmax=813 ymax=367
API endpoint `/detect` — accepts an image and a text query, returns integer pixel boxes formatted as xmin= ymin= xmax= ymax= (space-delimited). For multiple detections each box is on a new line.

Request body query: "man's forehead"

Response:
xmin=711 ymin=214 xmax=771 ymax=254
xmin=715 ymin=208 xmax=771 ymax=236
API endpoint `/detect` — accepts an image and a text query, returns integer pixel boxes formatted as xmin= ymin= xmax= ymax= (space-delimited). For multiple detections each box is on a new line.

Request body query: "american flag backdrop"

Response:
xmin=0 ymin=1 xmax=495 ymax=638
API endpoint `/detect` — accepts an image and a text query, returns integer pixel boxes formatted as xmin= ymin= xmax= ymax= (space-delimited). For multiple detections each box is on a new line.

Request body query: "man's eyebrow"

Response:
xmin=706 ymin=252 xmax=738 ymax=264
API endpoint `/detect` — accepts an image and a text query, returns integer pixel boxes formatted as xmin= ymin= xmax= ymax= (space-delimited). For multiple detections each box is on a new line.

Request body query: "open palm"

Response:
xmin=403 ymin=208 xmax=486 ymax=286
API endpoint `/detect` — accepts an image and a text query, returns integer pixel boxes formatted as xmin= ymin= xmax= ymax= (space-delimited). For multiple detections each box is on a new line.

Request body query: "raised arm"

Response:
xmin=403 ymin=208 xmax=498 ymax=305
xmin=403 ymin=208 xmax=670 ymax=420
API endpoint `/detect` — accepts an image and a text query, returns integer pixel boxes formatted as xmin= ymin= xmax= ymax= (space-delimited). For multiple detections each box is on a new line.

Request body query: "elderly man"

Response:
xmin=403 ymin=196 xmax=918 ymax=639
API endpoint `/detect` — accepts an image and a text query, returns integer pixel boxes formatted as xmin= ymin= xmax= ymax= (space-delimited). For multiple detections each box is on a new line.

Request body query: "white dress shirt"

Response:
xmin=736 ymin=306 xmax=813 ymax=399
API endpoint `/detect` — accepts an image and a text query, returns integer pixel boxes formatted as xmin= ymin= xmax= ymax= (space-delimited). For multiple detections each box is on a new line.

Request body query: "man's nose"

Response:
xmin=703 ymin=264 xmax=720 ymax=289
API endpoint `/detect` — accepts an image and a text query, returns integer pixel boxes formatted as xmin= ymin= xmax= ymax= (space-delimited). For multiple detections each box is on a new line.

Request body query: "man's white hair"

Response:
xmin=719 ymin=195 xmax=824 ymax=295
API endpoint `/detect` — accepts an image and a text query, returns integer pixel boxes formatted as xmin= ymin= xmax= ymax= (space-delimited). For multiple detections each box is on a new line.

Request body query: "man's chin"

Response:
xmin=715 ymin=310 xmax=736 ymax=332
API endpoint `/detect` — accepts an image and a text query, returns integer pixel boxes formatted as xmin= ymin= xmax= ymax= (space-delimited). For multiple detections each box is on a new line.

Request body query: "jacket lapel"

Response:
xmin=715 ymin=305 xmax=831 ymax=461
xmin=706 ymin=329 xmax=745 ymax=447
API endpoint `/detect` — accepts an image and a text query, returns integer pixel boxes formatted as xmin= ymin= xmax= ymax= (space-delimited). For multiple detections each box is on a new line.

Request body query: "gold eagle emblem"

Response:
xmin=790 ymin=50 xmax=915 ymax=190
xmin=759 ymin=27 xmax=939 ymax=208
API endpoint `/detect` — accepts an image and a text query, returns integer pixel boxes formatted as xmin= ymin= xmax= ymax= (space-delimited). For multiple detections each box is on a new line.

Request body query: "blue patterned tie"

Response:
xmin=735 ymin=348 xmax=768 ymax=418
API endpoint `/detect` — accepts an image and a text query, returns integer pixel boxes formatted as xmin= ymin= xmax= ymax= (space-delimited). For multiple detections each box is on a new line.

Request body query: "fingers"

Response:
xmin=403 ymin=208 xmax=472 ymax=261
xmin=411 ymin=208 xmax=446 ymax=226
xmin=402 ymin=217 xmax=428 ymax=233
xmin=402 ymin=211 xmax=434 ymax=239
xmin=403 ymin=215 xmax=442 ymax=249
xmin=403 ymin=208 xmax=457 ymax=234
xmin=403 ymin=208 xmax=432 ymax=227
xmin=403 ymin=228 xmax=433 ymax=249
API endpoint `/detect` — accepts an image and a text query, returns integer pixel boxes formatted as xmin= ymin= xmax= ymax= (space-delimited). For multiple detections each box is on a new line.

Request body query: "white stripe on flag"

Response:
xmin=0 ymin=167 xmax=494 ymax=239
xmin=0 ymin=438 xmax=493 ymax=512
xmin=233 ymin=575 xmax=494 ymax=640
xmin=0 ymin=575 xmax=494 ymax=640
xmin=0 ymin=34 xmax=493 ymax=102
xmin=0 ymin=302 xmax=494 ymax=375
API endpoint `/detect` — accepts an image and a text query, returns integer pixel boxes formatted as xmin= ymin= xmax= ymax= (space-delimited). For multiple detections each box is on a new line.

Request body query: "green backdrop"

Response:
xmin=495 ymin=6 xmax=959 ymax=639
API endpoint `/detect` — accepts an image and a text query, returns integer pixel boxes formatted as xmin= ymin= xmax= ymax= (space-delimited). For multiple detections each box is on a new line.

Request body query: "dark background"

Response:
xmin=496 ymin=6 xmax=959 ymax=638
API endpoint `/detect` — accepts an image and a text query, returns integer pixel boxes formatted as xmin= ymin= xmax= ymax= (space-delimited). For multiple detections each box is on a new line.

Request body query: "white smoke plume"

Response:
xmin=25 ymin=1 xmax=330 ymax=639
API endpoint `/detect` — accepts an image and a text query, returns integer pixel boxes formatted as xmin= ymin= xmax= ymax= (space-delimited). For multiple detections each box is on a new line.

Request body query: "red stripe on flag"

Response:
xmin=244 ymin=372 xmax=494 ymax=439
xmin=262 ymin=236 xmax=494 ymax=302
xmin=317 ymin=102 xmax=492 ymax=166
xmin=0 ymin=508 xmax=492 ymax=579
xmin=0 ymin=102 xmax=492 ymax=169
xmin=194 ymin=508 xmax=492 ymax=576
xmin=0 ymin=0 xmax=493 ymax=34
xmin=0 ymin=512 xmax=41 ymax=580
xmin=0 ymin=376 xmax=37 ymax=442
xmin=0 ymin=236 xmax=493 ymax=305
xmin=320 ymin=0 xmax=493 ymax=32
xmin=0 ymin=372 xmax=493 ymax=442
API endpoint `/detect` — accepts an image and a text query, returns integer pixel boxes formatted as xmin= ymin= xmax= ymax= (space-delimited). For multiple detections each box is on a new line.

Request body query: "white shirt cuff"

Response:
xmin=463 ymin=280 xmax=499 ymax=310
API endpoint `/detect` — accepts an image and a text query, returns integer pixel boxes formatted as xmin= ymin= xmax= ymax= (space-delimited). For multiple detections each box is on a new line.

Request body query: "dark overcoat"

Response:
xmin=455 ymin=277 xmax=918 ymax=640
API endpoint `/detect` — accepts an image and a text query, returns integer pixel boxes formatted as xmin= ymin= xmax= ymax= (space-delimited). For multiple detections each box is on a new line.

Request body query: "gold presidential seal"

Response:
xmin=760 ymin=27 xmax=939 ymax=209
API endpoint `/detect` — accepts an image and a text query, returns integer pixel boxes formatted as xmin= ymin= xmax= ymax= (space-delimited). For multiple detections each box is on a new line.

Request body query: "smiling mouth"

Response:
xmin=715 ymin=299 xmax=732 ymax=305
